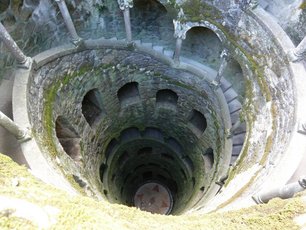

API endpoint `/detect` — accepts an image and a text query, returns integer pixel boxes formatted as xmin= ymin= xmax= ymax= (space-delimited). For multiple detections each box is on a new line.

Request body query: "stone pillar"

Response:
xmin=173 ymin=37 xmax=183 ymax=62
xmin=211 ymin=49 xmax=230 ymax=90
xmin=0 ymin=111 xmax=31 ymax=142
xmin=288 ymin=36 xmax=306 ymax=62
xmin=117 ymin=0 xmax=133 ymax=42
xmin=0 ymin=22 xmax=32 ymax=69
xmin=54 ymin=0 xmax=82 ymax=46
xmin=173 ymin=20 xmax=188 ymax=63
xmin=253 ymin=177 xmax=306 ymax=204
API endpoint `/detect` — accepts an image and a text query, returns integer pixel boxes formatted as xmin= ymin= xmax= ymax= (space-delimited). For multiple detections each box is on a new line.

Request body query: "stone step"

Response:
xmin=220 ymin=78 xmax=232 ymax=92
xmin=163 ymin=49 xmax=174 ymax=58
xmin=153 ymin=45 xmax=164 ymax=54
xmin=232 ymin=144 xmax=243 ymax=156
xmin=134 ymin=40 xmax=141 ymax=45
xmin=142 ymin=42 xmax=153 ymax=49
xmin=228 ymin=99 xmax=242 ymax=114
xmin=224 ymin=88 xmax=238 ymax=103
xmin=232 ymin=133 xmax=246 ymax=146
xmin=234 ymin=123 xmax=247 ymax=135
xmin=230 ymin=109 xmax=240 ymax=124
xmin=230 ymin=155 xmax=239 ymax=165
xmin=259 ymin=0 xmax=269 ymax=10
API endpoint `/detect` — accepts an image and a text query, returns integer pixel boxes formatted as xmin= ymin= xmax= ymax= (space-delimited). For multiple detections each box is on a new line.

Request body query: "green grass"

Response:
xmin=0 ymin=153 xmax=304 ymax=229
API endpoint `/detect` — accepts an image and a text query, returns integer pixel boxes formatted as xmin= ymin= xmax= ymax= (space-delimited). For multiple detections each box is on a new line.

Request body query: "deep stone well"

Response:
xmin=28 ymin=47 xmax=228 ymax=214
xmin=1 ymin=0 xmax=306 ymax=228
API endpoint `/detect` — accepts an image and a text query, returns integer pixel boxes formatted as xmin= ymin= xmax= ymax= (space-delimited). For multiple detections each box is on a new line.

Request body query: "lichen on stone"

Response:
xmin=0 ymin=153 xmax=305 ymax=229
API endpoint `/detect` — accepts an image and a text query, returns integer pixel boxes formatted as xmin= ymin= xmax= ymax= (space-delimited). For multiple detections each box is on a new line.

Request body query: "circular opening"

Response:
xmin=134 ymin=182 xmax=173 ymax=215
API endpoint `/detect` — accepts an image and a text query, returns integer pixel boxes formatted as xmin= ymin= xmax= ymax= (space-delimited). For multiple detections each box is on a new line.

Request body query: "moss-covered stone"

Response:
xmin=180 ymin=0 xmax=222 ymax=22
xmin=0 ymin=153 xmax=305 ymax=229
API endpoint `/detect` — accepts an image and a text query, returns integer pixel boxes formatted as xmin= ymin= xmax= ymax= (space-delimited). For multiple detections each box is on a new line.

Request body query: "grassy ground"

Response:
xmin=0 ymin=153 xmax=305 ymax=229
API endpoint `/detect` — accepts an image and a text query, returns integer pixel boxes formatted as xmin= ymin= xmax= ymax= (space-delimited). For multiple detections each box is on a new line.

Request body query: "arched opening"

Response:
xmin=55 ymin=116 xmax=82 ymax=165
xmin=156 ymin=89 xmax=178 ymax=110
xmin=182 ymin=26 xmax=222 ymax=69
xmin=188 ymin=110 xmax=207 ymax=136
xmin=82 ymin=89 xmax=104 ymax=127
xmin=223 ymin=59 xmax=245 ymax=102
xmin=130 ymin=0 xmax=174 ymax=47
xmin=202 ymin=148 xmax=214 ymax=171
xmin=117 ymin=82 xmax=140 ymax=107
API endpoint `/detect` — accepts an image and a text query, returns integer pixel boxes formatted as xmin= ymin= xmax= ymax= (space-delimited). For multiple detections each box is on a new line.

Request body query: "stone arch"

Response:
xmin=55 ymin=116 xmax=82 ymax=165
xmin=82 ymin=88 xmax=104 ymax=127
xmin=117 ymin=82 xmax=140 ymax=107
xmin=181 ymin=25 xmax=223 ymax=69
xmin=130 ymin=0 xmax=173 ymax=43
xmin=188 ymin=109 xmax=207 ymax=136
xmin=156 ymin=89 xmax=178 ymax=110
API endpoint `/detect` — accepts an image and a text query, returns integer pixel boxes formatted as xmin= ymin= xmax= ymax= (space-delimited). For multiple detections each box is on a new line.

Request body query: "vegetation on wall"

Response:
xmin=0 ymin=153 xmax=305 ymax=229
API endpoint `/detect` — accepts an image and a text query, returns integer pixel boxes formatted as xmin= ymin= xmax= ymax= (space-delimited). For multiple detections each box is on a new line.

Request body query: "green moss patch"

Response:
xmin=0 ymin=153 xmax=305 ymax=229
xmin=180 ymin=0 xmax=222 ymax=22
xmin=299 ymin=1 xmax=306 ymax=9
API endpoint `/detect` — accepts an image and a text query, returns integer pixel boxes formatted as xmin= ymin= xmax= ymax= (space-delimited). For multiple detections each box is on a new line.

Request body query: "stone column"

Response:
xmin=173 ymin=20 xmax=188 ymax=63
xmin=211 ymin=49 xmax=230 ymax=90
xmin=117 ymin=0 xmax=133 ymax=42
xmin=0 ymin=111 xmax=31 ymax=142
xmin=288 ymin=36 xmax=306 ymax=62
xmin=54 ymin=0 xmax=82 ymax=46
xmin=253 ymin=177 xmax=306 ymax=204
xmin=0 ymin=22 xmax=32 ymax=69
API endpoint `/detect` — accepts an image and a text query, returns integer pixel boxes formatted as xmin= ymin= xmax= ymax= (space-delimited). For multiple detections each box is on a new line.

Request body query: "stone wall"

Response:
xmin=28 ymin=47 xmax=226 ymax=213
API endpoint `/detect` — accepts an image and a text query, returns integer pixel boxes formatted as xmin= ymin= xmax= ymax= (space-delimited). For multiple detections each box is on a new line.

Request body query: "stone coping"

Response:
xmin=202 ymin=6 xmax=306 ymax=213
xmin=248 ymin=7 xmax=306 ymax=194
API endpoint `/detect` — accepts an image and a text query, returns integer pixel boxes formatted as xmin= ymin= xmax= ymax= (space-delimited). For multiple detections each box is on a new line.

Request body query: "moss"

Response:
xmin=224 ymin=80 xmax=255 ymax=187
xmin=65 ymin=174 xmax=87 ymax=195
xmin=200 ymin=18 xmax=274 ymax=192
xmin=41 ymin=63 xmax=99 ymax=159
xmin=42 ymin=83 xmax=60 ymax=158
xmin=221 ymin=101 xmax=277 ymax=204
xmin=259 ymin=134 xmax=273 ymax=166
xmin=199 ymin=18 xmax=272 ymax=102
xmin=40 ymin=64 xmax=100 ymax=193
xmin=0 ymin=153 xmax=305 ymax=229
xmin=259 ymin=102 xmax=277 ymax=166
xmin=0 ymin=216 xmax=36 ymax=230
xmin=180 ymin=1 xmax=222 ymax=22
xmin=299 ymin=1 xmax=306 ymax=9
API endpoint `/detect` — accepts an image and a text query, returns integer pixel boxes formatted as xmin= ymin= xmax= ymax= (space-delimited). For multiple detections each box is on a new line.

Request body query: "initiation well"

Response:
xmin=28 ymin=48 xmax=231 ymax=214
xmin=2 ymin=1 xmax=305 ymax=225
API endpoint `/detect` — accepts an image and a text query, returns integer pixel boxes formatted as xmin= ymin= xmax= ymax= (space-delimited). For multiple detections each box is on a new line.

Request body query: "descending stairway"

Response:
xmin=220 ymin=78 xmax=246 ymax=165
xmin=134 ymin=39 xmax=247 ymax=165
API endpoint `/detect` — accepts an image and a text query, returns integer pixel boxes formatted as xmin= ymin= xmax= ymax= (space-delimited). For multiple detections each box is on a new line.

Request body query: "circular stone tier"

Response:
xmin=27 ymin=47 xmax=231 ymax=214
